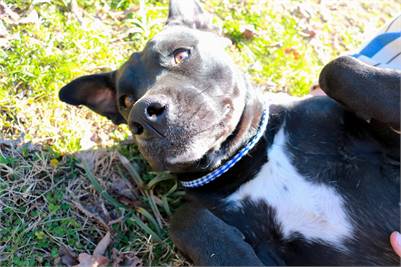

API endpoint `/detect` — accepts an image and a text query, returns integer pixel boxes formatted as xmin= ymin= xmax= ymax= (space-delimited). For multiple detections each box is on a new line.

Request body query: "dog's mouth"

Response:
xmin=133 ymin=109 xmax=241 ymax=173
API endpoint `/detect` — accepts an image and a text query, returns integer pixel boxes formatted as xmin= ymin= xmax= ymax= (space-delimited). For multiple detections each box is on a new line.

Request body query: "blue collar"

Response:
xmin=181 ymin=107 xmax=269 ymax=188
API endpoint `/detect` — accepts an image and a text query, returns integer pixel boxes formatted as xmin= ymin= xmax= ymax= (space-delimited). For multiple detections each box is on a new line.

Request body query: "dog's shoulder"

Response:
xmin=265 ymin=93 xmax=344 ymax=136
xmin=284 ymin=95 xmax=344 ymax=133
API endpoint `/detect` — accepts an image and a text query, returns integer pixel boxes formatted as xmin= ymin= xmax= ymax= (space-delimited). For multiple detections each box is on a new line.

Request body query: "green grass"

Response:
xmin=0 ymin=0 xmax=399 ymax=265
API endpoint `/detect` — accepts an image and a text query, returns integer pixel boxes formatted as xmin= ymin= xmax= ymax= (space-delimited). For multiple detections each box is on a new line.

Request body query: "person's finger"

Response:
xmin=390 ymin=231 xmax=401 ymax=257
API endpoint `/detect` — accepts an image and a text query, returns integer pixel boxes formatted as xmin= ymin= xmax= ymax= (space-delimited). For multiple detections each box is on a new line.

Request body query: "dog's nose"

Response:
xmin=129 ymin=98 xmax=167 ymax=137
xmin=146 ymin=102 xmax=166 ymax=119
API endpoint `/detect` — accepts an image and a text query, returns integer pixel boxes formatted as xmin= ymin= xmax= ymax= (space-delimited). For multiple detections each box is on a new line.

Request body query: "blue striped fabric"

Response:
xmin=352 ymin=14 xmax=401 ymax=70
xmin=357 ymin=32 xmax=401 ymax=58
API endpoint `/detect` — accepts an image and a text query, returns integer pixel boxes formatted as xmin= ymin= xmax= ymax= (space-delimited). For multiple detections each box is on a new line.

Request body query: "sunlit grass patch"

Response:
xmin=0 ymin=0 xmax=170 ymax=149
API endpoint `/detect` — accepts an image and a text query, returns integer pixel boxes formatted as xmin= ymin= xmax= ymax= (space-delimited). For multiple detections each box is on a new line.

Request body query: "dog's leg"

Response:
xmin=319 ymin=56 xmax=400 ymax=132
xmin=169 ymin=203 xmax=270 ymax=266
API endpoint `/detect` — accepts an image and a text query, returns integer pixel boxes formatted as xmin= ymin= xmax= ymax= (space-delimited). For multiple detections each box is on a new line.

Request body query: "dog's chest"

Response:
xmin=224 ymin=126 xmax=354 ymax=250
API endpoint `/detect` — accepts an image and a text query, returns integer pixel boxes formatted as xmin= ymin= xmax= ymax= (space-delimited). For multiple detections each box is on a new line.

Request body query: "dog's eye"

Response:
xmin=173 ymin=49 xmax=190 ymax=64
xmin=121 ymin=95 xmax=135 ymax=109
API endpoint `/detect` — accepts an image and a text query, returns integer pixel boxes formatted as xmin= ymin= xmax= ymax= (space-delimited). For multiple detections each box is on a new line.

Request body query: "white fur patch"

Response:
xmin=226 ymin=126 xmax=354 ymax=249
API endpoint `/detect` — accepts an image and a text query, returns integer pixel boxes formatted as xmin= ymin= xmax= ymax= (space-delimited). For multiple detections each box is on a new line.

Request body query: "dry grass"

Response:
xmin=0 ymin=138 xmax=188 ymax=265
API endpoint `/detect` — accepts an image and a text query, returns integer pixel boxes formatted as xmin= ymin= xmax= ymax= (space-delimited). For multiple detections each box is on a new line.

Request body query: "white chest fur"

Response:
xmin=226 ymin=126 xmax=354 ymax=249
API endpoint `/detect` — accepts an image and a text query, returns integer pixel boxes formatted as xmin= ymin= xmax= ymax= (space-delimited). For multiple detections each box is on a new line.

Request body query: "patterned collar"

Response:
xmin=181 ymin=107 xmax=269 ymax=188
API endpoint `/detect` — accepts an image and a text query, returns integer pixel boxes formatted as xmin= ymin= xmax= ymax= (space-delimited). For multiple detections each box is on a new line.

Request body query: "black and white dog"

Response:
xmin=59 ymin=0 xmax=400 ymax=265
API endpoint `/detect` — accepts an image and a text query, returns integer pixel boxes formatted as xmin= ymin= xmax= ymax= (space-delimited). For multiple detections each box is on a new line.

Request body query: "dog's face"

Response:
xmin=59 ymin=0 xmax=247 ymax=172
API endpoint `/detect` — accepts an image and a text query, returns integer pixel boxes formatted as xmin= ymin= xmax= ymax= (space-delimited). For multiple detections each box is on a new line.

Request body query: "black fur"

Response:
xmin=172 ymin=97 xmax=399 ymax=265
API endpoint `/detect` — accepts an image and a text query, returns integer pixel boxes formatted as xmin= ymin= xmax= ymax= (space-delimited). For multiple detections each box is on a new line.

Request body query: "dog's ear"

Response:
xmin=166 ymin=0 xmax=216 ymax=31
xmin=59 ymin=71 xmax=126 ymax=125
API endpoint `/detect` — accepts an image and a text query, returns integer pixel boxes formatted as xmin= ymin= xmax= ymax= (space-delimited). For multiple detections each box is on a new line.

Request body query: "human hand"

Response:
xmin=390 ymin=231 xmax=401 ymax=257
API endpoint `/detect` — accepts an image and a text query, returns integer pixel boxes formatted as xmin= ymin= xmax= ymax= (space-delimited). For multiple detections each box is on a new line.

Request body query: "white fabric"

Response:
xmin=353 ymin=14 xmax=401 ymax=70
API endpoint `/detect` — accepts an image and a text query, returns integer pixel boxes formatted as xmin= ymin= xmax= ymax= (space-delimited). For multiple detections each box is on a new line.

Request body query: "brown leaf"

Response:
xmin=93 ymin=232 xmax=111 ymax=256
xmin=72 ymin=232 xmax=111 ymax=267
xmin=111 ymin=249 xmax=142 ymax=267
xmin=300 ymin=29 xmax=317 ymax=39
xmin=292 ymin=50 xmax=300 ymax=60
xmin=284 ymin=47 xmax=294 ymax=54
xmin=284 ymin=47 xmax=301 ymax=60
xmin=74 ymin=253 xmax=109 ymax=267
xmin=307 ymin=29 xmax=316 ymax=38
xmin=242 ymin=28 xmax=255 ymax=40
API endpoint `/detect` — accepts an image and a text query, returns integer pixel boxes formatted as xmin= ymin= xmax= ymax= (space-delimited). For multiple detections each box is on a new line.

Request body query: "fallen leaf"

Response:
xmin=93 ymin=232 xmax=111 ymax=256
xmin=307 ymin=29 xmax=316 ymax=38
xmin=284 ymin=47 xmax=301 ymax=60
xmin=240 ymin=25 xmax=257 ymax=40
xmin=111 ymin=248 xmax=142 ymax=267
xmin=73 ymin=232 xmax=111 ymax=267
xmin=292 ymin=50 xmax=300 ymax=60
xmin=74 ymin=253 xmax=109 ymax=267
xmin=242 ymin=28 xmax=255 ymax=40
xmin=300 ymin=29 xmax=317 ymax=39
xmin=284 ymin=47 xmax=294 ymax=54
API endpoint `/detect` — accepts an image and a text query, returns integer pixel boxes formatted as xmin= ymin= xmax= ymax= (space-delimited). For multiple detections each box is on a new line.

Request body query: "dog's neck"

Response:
xmin=222 ymin=85 xmax=266 ymax=162
xmin=175 ymin=79 xmax=266 ymax=185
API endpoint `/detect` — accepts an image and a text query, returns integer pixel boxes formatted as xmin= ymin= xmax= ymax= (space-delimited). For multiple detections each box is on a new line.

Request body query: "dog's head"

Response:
xmin=60 ymin=0 xmax=252 ymax=173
